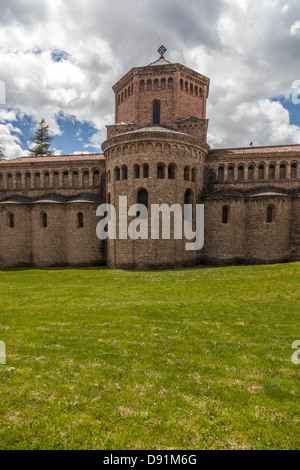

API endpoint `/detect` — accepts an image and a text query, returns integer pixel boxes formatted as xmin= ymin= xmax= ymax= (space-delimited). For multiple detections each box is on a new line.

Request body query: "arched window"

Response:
xmin=82 ymin=170 xmax=89 ymax=186
xmin=168 ymin=77 xmax=173 ymax=89
xmin=125 ymin=89 xmax=127 ymax=99
xmin=195 ymin=85 xmax=198 ymax=96
xmin=184 ymin=189 xmax=194 ymax=220
xmin=122 ymin=165 xmax=128 ymax=180
xmin=157 ymin=163 xmax=165 ymax=179
xmin=228 ymin=165 xmax=234 ymax=181
xmin=147 ymin=79 xmax=152 ymax=91
xmin=7 ymin=173 xmax=12 ymax=189
xmin=190 ymin=83 xmax=193 ymax=94
xmin=16 ymin=173 xmax=22 ymax=189
xmin=185 ymin=81 xmax=188 ymax=92
xmin=218 ymin=166 xmax=225 ymax=182
xmin=191 ymin=168 xmax=197 ymax=183
xmin=93 ymin=170 xmax=100 ymax=185
xmin=44 ymin=172 xmax=50 ymax=187
xmin=134 ymin=164 xmax=140 ymax=179
xmin=72 ymin=170 xmax=79 ymax=186
xmin=184 ymin=188 xmax=193 ymax=205
xmin=291 ymin=163 xmax=297 ymax=179
xmin=25 ymin=172 xmax=31 ymax=188
xmin=180 ymin=79 xmax=183 ymax=90
xmin=184 ymin=166 xmax=190 ymax=181
xmin=269 ymin=164 xmax=276 ymax=180
xmin=107 ymin=170 xmax=111 ymax=184
xmin=62 ymin=170 xmax=68 ymax=187
xmin=41 ymin=212 xmax=47 ymax=228
xmin=238 ymin=165 xmax=244 ymax=181
xmin=168 ymin=163 xmax=176 ymax=179
xmin=222 ymin=206 xmax=229 ymax=224
xmin=140 ymin=80 xmax=145 ymax=91
xmin=8 ymin=212 xmax=14 ymax=228
xmin=154 ymin=78 xmax=159 ymax=89
xmin=153 ymin=102 xmax=160 ymax=125
xmin=114 ymin=167 xmax=120 ymax=181
xmin=280 ymin=163 xmax=287 ymax=179
xmin=34 ymin=172 xmax=41 ymax=188
xmin=258 ymin=164 xmax=265 ymax=180
xmin=161 ymin=78 xmax=166 ymax=89
xmin=77 ymin=212 xmax=84 ymax=228
xmin=137 ymin=188 xmax=148 ymax=209
xmin=248 ymin=164 xmax=254 ymax=180
xmin=143 ymin=164 xmax=149 ymax=178
xmin=199 ymin=87 xmax=203 ymax=97
xmin=53 ymin=171 xmax=59 ymax=187
xmin=267 ymin=206 xmax=274 ymax=223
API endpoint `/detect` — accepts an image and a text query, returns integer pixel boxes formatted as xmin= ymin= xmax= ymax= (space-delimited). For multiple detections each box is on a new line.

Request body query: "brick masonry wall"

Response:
xmin=0 ymin=201 xmax=104 ymax=268
xmin=201 ymin=194 xmax=294 ymax=265
xmin=102 ymin=128 xmax=209 ymax=269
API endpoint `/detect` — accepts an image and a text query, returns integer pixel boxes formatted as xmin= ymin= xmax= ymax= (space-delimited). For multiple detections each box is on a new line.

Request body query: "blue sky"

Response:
xmin=1 ymin=0 xmax=300 ymax=158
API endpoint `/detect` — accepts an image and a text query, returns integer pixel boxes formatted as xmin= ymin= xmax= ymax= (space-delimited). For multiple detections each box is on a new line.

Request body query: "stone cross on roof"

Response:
xmin=158 ymin=45 xmax=167 ymax=58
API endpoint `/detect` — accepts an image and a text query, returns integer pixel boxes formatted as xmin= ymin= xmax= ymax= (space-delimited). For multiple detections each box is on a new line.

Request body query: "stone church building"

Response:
xmin=0 ymin=50 xmax=300 ymax=269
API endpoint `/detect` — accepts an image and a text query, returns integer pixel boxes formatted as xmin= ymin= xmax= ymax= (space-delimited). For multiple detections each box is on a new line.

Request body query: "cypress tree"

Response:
xmin=0 ymin=144 xmax=6 ymax=161
xmin=29 ymin=118 xmax=54 ymax=157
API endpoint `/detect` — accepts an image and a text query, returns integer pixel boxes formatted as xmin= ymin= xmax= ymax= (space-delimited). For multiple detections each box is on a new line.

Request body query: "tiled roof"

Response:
xmin=0 ymin=153 xmax=105 ymax=164
xmin=209 ymin=144 xmax=300 ymax=157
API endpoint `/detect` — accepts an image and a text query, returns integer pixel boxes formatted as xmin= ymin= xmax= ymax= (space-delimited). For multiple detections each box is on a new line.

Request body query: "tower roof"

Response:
xmin=148 ymin=57 xmax=172 ymax=67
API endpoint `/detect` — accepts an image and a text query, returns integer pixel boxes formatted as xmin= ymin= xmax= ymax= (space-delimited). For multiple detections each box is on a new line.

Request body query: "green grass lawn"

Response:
xmin=0 ymin=263 xmax=299 ymax=450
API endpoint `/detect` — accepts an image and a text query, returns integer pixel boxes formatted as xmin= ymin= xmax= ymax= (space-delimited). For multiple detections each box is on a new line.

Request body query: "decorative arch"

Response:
xmin=184 ymin=166 xmax=190 ymax=181
xmin=137 ymin=188 xmax=148 ymax=209
xmin=121 ymin=165 xmax=128 ymax=180
xmin=157 ymin=163 xmax=165 ymax=179
xmin=291 ymin=162 xmax=298 ymax=179
xmin=258 ymin=163 xmax=265 ymax=180
xmin=269 ymin=163 xmax=276 ymax=180
xmin=133 ymin=164 xmax=140 ymax=179
xmin=218 ymin=165 xmax=225 ymax=182
xmin=114 ymin=167 xmax=120 ymax=181
xmin=228 ymin=164 xmax=235 ymax=182
xmin=238 ymin=165 xmax=245 ymax=181
xmin=168 ymin=163 xmax=176 ymax=180
xmin=143 ymin=163 xmax=149 ymax=178
xmin=280 ymin=162 xmax=287 ymax=179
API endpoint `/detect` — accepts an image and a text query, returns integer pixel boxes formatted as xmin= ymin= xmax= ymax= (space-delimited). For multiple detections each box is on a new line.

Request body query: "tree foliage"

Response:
xmin=29 ymin=118 xmax=54 ymax=157
xmin=0 ymin=144 xmax=6 ymax=161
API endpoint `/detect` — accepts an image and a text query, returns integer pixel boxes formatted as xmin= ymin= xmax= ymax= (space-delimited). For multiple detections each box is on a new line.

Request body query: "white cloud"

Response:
xmin=290 ymin=20 xmax=300 ymax=38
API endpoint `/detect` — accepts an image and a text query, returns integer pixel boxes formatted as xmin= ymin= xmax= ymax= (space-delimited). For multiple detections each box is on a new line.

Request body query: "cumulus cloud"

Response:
xmin=0 ymin=0 xmax=300 ymax=157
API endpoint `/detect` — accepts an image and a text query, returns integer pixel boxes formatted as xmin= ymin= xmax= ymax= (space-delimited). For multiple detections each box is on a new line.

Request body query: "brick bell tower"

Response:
xmin=102 ymin=47 xmax=210 ymax=269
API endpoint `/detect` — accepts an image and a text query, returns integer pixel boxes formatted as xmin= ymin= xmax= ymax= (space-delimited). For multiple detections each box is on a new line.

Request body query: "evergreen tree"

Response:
xmin=29 ymin=118 xmax=54 ymax=157
xmin=0 ymin=144 xmax=6 ymax=161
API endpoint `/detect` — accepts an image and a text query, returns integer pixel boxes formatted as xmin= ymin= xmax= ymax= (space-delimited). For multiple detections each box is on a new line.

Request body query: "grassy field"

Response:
xmin=0 ymin=263 xmax=299 ymax=450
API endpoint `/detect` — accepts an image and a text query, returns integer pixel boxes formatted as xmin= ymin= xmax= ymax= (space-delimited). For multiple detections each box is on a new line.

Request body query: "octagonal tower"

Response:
xmin=102 ymin=48 xmax=210 ymax=269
